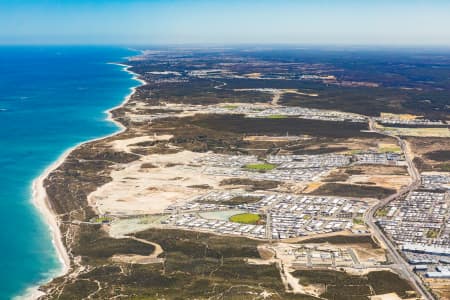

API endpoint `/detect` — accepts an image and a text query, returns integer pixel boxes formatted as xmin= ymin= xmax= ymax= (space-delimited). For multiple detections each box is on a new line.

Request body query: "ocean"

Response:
xmin=0 ymin=46 xmax=139 ymax=299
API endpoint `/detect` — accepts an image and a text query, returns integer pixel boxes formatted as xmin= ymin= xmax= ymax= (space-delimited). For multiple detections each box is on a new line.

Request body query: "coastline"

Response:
xmin=16 ymin=62 xmax=145 ymax=300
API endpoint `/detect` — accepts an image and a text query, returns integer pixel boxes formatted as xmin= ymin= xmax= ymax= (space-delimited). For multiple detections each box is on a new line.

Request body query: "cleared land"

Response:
xmin=377 ymin=124 xmax=450 ymax=138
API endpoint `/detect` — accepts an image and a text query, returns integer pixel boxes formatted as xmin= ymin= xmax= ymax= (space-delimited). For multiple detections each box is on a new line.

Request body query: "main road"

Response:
xmin=365 ymin=118 xmax=435 ymax=300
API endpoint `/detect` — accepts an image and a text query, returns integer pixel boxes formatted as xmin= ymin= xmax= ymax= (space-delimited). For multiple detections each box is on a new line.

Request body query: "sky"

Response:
xmin=1 ymin=0 xmax=450 ymax=46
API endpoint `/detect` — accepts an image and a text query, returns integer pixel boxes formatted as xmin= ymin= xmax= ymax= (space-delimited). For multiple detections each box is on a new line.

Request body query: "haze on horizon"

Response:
xmin=1 ymin=0 xmax=450 ymax=46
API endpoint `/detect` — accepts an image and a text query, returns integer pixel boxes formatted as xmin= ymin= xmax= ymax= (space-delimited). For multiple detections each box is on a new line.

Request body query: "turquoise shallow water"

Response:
xmin=0 ymin=46 xmax=138 ymax=299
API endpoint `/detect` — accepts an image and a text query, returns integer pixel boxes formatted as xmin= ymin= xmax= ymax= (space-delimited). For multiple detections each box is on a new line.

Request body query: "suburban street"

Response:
xmin=367 ymin=118 xmax=435 ymax=300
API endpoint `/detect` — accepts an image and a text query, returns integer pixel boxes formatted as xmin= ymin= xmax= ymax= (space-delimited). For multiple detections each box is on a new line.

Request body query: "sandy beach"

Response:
xmin=17 ymin=62 xmax=145 ymax=300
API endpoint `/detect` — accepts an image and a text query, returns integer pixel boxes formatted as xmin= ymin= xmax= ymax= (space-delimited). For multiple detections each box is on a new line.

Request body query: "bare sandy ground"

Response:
xmin=370 ymin=293 xmax=402 ymax=300
xmin=377 ymin=124 xmax=450 ymax=138
xmin=347 ymin=175 xmax=411 ymax=189
xmin=108 ymin=215 xmax=167 ymax=238
xmin=88 ymin=150 xmax=224 ymax=215
xmin=424 ymin=278 xmax=450 ymax=300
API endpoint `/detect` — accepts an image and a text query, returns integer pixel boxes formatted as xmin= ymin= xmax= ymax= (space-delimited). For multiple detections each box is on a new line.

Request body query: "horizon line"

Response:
xmin=2 ymin=42 xmax=450 ymax=50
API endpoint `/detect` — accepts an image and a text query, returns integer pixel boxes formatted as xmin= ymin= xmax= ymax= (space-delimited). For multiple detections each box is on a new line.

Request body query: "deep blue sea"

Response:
xmin=0 ymin=46 xmax=138 ymax=299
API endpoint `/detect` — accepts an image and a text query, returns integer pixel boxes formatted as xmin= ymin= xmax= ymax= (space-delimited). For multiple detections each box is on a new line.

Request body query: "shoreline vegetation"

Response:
xmin=20 ymin=62 xmax=145 ymax=300
xmin=21 ymin=47 xmax=446 ymax=299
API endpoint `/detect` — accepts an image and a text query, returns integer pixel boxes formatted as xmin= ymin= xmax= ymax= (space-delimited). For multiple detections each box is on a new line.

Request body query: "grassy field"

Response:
xmin=266 ymin=114 xmax=288 ymax=119
xmin=427 ymin=229 xmax=439 ymax=238
xmin=91 ymin=216 xmax=113 ymax=223
xmin=229 ymin=213 xmax=261 ymax=224
xmin=223 ymin=104 xmax=239 ymax=109
xmin=244 ymin=163 xmax=276 ymax=171
xmin=375 ymin=208 xmax=389 ymax=217
xmin=353 ymin=218 xmax=364 ymax=225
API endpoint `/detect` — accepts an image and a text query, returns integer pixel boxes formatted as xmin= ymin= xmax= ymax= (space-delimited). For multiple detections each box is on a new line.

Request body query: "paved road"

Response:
xmin=365 ymin=118 xmax=434 ymax=300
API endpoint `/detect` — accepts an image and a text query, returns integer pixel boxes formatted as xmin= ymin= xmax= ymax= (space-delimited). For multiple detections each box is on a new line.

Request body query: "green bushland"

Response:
xmin=59 ymin=279 xmax=100 ymax=299
xmin=74 ymin=224 xmax=155 ymax=260
xmin=132 ymin=50 xmax=450 ymax=120
xmin=59 ymin=228 xmax=322 ymax=299
xmin=375 ymin=208 xmax=389 ymax=217
xmin=293 ymin=146 xmax=350 ymax=155
xmin=192 ymin=114 xmax=377 ymax=139
xmin=229 ymin=213 xmax=261 ymax=224
xmin=291 ymin=269 xmax=414 ymax=299
xmin=297 ymin=235 xmax=380 ymax=248
xmin=425 ymin=150 xmax=450 ymax=162
xmin=202 ymin=195 xmax=262 ymax=206
xmin=134 ymin=229 xmax=262 ymax=259
xmin=309 ymin=183 xmax=395 ymax=199
xmin=219 ymin=178 xmax=280 ymax=190
xmin=136 ymin=76 xmax=273 ymax=105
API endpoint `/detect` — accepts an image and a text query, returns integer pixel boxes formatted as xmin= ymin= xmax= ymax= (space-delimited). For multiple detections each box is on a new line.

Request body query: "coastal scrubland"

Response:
xmin=38 ymin=47 xmax=448 ymax=299
xmin=291 ymin=270 xmax=414 ymax=300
